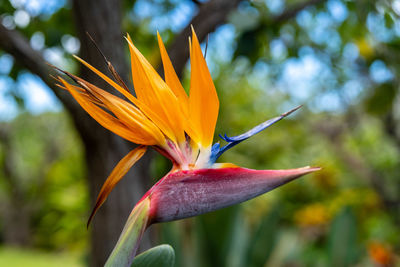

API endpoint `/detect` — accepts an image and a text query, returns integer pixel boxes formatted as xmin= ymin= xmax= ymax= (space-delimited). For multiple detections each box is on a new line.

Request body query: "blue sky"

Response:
xmin=0 ymin=0 xmax=66 ymax=120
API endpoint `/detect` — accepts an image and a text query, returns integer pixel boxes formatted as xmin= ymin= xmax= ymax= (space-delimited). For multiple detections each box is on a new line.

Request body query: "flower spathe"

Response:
xmin=55 ymin=27 xmax=320 ymax=267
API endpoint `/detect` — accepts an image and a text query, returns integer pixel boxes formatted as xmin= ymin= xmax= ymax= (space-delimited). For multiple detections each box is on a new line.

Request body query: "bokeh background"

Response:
xmin=0 ymin=0 xmax=399 ymax=266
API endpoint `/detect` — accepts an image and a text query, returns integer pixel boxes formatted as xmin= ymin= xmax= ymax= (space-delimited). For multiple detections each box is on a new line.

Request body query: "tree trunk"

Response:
xmin=71 ymin=0 xmax=152 ymax=266
xmin=0 ymin=127 xmax=33 ymax=247
xmin=2 ymin=199 xmax=32 ymax=247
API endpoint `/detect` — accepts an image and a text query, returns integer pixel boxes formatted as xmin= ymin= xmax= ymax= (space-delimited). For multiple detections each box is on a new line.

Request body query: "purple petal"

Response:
xmin=147 ymin=166 xmax=320 ymax=223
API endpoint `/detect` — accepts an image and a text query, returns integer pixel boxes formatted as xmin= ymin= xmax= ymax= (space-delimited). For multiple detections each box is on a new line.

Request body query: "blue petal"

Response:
xmin=219 ymin=116 xmax=283 ymax=142
xmin=209 ymin=142 xmax=221 ymax=164
xmin=209 ymin=105 xmax=302 ymax=163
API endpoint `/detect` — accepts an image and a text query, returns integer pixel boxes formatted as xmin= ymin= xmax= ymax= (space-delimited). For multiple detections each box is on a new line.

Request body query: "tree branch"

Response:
xmin=384 ymin=112 xmax=400 ymax=152
xmin=0 ymin=23 xmax=83 ymax=116
xmin=163 ymin=0 xmax=242 ymax=78
xmin=165 ymin=0 xmax=328 ymax=78
xmin=0 ymin=0 xmax=327 ymax=107
xmin=0 ymin=125 xmax=19 ymax=195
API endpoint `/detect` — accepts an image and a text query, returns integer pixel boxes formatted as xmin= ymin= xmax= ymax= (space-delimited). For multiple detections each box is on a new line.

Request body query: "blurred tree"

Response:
xmin=0 ymin=122 xmax=57 ymax=246
xmin=0 ymin=112 xmax=87 ymax=251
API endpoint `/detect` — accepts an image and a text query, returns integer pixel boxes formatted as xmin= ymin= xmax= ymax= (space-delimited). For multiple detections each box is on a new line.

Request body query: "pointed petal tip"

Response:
xmin=190 ymin=25 xmax=199 ymax=43
xmin=298 ymin=165 xmax=322 ymax=172
xmin=87 ymin=207 xmax=97 ymax=229
xmin=277 ymin=165 xmax=321 ymax=182
xmin=275 ymin=165 xmax=321 ymax=180
xmin=87 ymin=146 xmax=147 ymax=228
xmin=282 ymin=105 xmax=303 ymax=117
xmin=124 ymin=35 xmax=131 ymax=45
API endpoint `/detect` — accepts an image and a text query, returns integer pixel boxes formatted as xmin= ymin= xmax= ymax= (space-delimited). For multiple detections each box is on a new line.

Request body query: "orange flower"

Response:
xmin=368 ymin=242 xmax=393 ymax=266
xmin=294 ymin=203 xmax=330 ymax=227
xmin=56 ymin=28 xmax=221 ymax=224
xmin=54 ymin=28 xmax=319 ymax=266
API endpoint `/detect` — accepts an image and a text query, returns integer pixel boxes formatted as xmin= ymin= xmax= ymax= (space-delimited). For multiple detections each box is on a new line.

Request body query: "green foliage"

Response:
xmin=328 ymin=207 xmax=360 ymax=267
xmin=0 ymin=246 xmax=84 ymax=267
xmin=365 ymin=82 xmax=396 ymax=115
xmin=0 ymin=112 xmax=88 ymax=251
xmin=246 ymin=206 xmax=280 ymax=267
xmin=131 ymin=245 xmax=175 ymax=267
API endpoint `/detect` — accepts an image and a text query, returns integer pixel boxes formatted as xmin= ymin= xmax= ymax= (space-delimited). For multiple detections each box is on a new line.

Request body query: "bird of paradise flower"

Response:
xmin=53 ymin=28 xmax=320 ymax=267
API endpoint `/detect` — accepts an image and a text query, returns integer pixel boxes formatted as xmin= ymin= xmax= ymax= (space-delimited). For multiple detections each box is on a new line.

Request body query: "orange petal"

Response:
xmin=87 ymin=145 xmax=147 ymax=227
xmin=157 ymin=33 xmax=201 ymax=143
xmin=126 ymin=35 xmax=186 ymax=144
xmin=73 ymin=55 xmax=133 ymax=100
xmin=73 ymin=55 xmax=168 ymax=141
xmin=60 ymin=78 xmax=155 ymax=144
xmin=71 ymin=77 xmax=166 ymax=145
xmin=157 ymin=32 xmax=189 ymax=118
xmin=189 ymin=27 xmax=219 ymax=147
xmin=73 ymin=55 xmax=137 ymax=104
xmin=55 ymin=81 xmax=106 ymax=108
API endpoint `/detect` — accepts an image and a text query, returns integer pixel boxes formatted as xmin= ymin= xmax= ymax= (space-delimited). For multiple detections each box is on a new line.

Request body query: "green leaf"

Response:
xmin=328 ymin=206 xmax=360 ymax=267
xmin=233 ymin=27 xmax=264 ymax=64
xmin=105 ymin=197 xmax=150 ymax=267
xmin=246 ymin=206 xmax=280 ymax=267
xmin=225 ymin=208 xmax=249 ymax=267
xmin=365 ymin=83 xmax=396 ymax=116
xmin=131 ymin=245 xmax=175 ymax=267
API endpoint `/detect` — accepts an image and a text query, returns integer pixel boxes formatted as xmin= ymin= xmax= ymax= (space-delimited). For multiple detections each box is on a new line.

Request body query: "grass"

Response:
xmin=0 ymin=246 xmax=85 ymax=267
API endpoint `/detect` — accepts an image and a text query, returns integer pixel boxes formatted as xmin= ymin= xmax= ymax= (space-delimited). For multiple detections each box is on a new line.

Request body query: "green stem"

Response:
xmin=105 ymin=197 xmax=151 ymax=267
